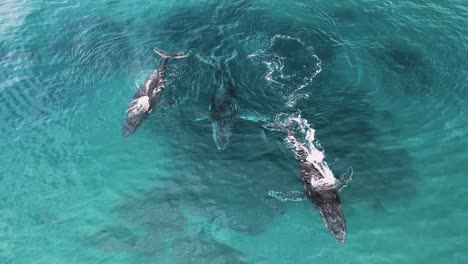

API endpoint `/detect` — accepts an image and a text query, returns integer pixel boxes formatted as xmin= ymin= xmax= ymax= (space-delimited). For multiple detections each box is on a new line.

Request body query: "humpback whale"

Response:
xmin=122 ymin=48 xmax=189 ymax=137
xmin=209 ymin=68 xmax=237 ymax=150
xmin=266 ymin=113 xmax=351 ymax=243
xmin=194 ymin=54 xmax=238 ymax=150
xmin=291 ymin=139 xmax=350 ymax=243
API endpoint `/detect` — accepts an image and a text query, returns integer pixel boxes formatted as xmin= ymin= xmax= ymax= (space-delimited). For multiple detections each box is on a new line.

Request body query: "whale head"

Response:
xmin=122 ymin=119 xmax=140 ymax=137
xmin=122 ymin=111 xmax=146 ymax=137
xmin=122 ymin=124 xmax=136 ymax=137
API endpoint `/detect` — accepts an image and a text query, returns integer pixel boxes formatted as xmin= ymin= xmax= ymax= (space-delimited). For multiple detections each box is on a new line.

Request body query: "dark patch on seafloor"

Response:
xmin=90 ymin=186 xmax=253 ymax=264
xmin=369 ymin=42 xmax=434 ymax=96
xmin=91 ymin=109 xmax=294 ymax=263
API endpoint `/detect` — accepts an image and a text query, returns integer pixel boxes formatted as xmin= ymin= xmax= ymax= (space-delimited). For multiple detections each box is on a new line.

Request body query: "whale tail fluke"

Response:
xmin=154 ymin=47 xmax=189 ymax=59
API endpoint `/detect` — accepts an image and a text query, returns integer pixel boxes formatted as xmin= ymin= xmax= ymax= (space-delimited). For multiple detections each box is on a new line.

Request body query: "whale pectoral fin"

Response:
xmin=193 ymin=117 xmax=208 ymax=123
xmin=336 ymin=167 xmax=353 ymax=192
xmin=238 ymin=114 xmax=270 ymax=123
xmin=195 ymin=54 xmax=218 ymax=68
xmin=268 ymin=191 xmax=308 ymax=202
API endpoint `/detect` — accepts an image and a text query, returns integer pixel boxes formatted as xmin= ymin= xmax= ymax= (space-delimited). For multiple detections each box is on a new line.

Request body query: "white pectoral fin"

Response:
xmin=238 ymin=114 xmax=270 ymax=123
xmin=336 ymin=167 xmax=353 ymax=192
xmin=195 ymin=54 xmax=217 ymax=68
xmin=268 ymin=191 xmax=307 ymax=202
xmin=193 ymin=116 xmax=208 ymax=122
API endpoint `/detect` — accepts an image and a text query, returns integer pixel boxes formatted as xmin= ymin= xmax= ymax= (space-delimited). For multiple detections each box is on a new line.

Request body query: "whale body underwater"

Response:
xmin=209 ymin=67 xmax=237 ymax=150
xmin=122 ymin=48 xmax=189 ymax=137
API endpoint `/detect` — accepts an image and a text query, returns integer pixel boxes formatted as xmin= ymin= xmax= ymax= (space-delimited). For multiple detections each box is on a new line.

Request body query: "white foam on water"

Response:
xmin=247 ymin=35 xmax=322 ymax=108
xmin=268 ymin=112 xmax=336 ymax=190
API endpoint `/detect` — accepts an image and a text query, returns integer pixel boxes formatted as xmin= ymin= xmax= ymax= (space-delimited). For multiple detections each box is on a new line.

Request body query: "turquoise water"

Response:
xmin=1 ymin=0 xmax=467 ymax=263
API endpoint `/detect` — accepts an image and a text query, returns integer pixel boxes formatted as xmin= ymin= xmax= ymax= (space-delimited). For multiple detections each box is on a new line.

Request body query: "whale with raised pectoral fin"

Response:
xmin=122 ymin=48 xmax=189 ymax=137
xmin=269 ymin=168 xmax=352 ymax=201
xmin=265 ymin=112 xmax=352 ymax=243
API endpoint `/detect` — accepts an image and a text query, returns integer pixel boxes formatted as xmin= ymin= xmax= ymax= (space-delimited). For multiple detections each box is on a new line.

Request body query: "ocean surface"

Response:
xmin=1 ymin=0 xmax=467 ymax=263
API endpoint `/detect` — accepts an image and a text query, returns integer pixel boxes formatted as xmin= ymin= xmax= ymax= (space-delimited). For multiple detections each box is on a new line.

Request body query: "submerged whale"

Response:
xmin=209 ymin=69 xmax=237 ymax=150
xmin=194 ymin=54 xmax=238 ymax=150
xmin=267 ymin=113 xmax=351 ymax=243
xmin=122 ymin=48 xmax=189 ymax=137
